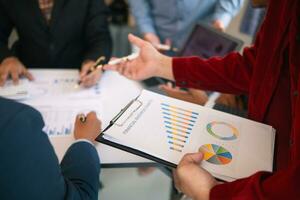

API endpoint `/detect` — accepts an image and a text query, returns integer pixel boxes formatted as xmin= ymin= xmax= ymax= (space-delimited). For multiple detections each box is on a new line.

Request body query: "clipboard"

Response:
xmin=95 ymin=89 xmax=275 ymax=182
xmin=95 ymin=94 xmax=177 ymax=168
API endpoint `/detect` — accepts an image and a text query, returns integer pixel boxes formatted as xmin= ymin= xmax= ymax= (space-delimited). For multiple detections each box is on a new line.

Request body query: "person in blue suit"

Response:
xmin=0 ymin=97 xmax=102 ymax=200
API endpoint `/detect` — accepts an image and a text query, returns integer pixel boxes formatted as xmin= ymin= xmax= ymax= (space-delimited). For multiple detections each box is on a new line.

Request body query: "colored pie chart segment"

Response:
xmin=199 ymin=144 xmax=232 ymax=165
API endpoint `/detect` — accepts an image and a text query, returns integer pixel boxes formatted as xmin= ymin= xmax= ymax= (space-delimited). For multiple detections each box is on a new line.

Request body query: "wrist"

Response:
xmin=74 ymin=134 xmax=95 ymax=143
xmin=156 ymin=55 xmax=173 ymax=80
xmin=194 ymin=189 xmax=210 ymax=200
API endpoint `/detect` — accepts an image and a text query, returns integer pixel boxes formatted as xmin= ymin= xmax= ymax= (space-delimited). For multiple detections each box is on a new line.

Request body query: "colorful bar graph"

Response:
xmin=161 ymin=103 xmax=199 ymax=153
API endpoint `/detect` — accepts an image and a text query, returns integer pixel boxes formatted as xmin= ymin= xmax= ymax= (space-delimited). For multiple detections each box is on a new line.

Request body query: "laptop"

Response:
xmin=142 ymin=23 xmax=244 ymax=88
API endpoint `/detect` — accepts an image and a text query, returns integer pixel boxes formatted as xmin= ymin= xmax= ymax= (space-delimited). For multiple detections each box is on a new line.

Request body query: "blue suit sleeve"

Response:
xmin=61 ymin=142 xmax=100 ymax=200
xmin=210 ymin=0 xmax=244 ymax=28
xmin=0 ymin=101 xmax=100 ymax=200
xmin=128 ymin=0 xmax=157 ymax=35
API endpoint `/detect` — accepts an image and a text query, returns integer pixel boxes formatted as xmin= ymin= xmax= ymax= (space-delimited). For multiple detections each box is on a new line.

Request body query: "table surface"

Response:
xmin=48 ymin=70 xmax=154 ymax=166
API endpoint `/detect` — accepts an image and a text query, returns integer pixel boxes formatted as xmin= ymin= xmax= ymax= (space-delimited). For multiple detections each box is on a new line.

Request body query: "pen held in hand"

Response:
xmin=154 ymin=44 xmax=178 ymax=52
xmin=107 ymin=53 xmax=139 ymax=66
xmin=76 ymin=56 xmax=106 ymax=87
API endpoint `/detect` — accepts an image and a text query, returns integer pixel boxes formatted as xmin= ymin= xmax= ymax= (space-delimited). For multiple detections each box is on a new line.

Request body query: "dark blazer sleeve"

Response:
xmin=0 ymin=99 xmax=100 ymax=200
xmin=61 ymin=142 xmax=101 ymax=200
xmin=83 ymin=0 xmax=112 ymax=62
xmin=0 ymin=2 xmax=14 ymax=63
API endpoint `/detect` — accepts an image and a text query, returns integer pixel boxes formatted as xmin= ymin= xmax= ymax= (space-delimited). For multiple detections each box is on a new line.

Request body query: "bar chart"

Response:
xmin=161 ymin=103 xmax=199 ymax=153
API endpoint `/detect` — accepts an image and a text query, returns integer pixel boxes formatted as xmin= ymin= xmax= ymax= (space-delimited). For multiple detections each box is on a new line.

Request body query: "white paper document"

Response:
xmin=101 ymin=90 xmax=276 ymax=182
xmin=1 ymin=69 xmax=103 ymax=137
xmin=0 ymin=79 xmax=30 ymax=100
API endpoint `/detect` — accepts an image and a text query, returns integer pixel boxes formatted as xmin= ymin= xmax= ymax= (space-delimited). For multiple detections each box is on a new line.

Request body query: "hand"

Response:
xmin=143 ymin=32 xmax=161 ymax=45
xmin=144 ymin=33 xmax=173 ymax=52
xmin=212 ymin=20 xmax=225 ymax=32
xmin=215 ymin=93 xmax=244 ymax=109
xmin=173 ymin=153 xmax=218 ymax=200
xmin=159 ymin=82 xmax=208 ymax=105
xmin=79 ymin=60 xmax=102 ymax=87
xmin=103 ymin=34 xmax=173 ymax=81
xmin=74 ymin=112 xmax=101 ymax=143
xmin=0 ymin=57 xmax=34 ymax=86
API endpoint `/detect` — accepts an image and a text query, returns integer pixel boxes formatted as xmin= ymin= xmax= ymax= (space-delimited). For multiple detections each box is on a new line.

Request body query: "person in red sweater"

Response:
xmin=104 ymin=0 xmax=300 ymax=199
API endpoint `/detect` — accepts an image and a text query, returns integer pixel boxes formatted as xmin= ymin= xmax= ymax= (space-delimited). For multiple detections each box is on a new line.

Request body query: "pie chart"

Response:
xmin=199 ymin=144 xmax=232 ymax=165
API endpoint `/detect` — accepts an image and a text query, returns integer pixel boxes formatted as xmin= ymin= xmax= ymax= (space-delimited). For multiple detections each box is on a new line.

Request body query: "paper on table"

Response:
xmin=36 ymin=101 xmax=103 ymax=137
xmin=0 ymin=79 xmax=30 ymax=100
xmin=24 ymin=69 xmax=101 ymax=103
xmin=18 ymin=69 xmax=104 ymax=137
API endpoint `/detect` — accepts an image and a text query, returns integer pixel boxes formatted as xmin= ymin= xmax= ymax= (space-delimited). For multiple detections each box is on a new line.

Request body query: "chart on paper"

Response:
xmin=206 ymin=121 xmax=239 ymax=141
xmin=199 ymin=144 xmax=232 ymax=165
xmin=37 ymin=104 xmax=102 ymax=137
xmin=161 ymin=103 xmax=199 ymax=153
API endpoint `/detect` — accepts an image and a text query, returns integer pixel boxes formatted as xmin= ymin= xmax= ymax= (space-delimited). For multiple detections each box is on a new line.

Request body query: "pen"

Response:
xmin=107 ymin=53 xmax=139 ymax=65
xmin=154 ymin=44 xmax=178 ymax=52
xmin=79 ymin=114 xmax=87 ymax=123
xmin=76 ymin=56 xmax=106 ymax=87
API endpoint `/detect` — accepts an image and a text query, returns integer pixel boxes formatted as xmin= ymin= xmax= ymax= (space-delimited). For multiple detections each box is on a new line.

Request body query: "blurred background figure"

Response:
xmin=240 ymin=1 xmax=266 ymax=40
xmin=0 ymin=0 xmax=112 ymax=87
xmin=108 ymin=0 xmax=133 ymax=57
xmin=128 ymin=0 xmax=244 ymax=50
xmin=128 ymin=0 xmax=245 ymax=111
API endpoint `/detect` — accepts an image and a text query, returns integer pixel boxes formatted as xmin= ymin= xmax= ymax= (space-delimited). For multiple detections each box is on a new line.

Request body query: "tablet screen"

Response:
xmin=179 ymin=24 xmax=243 ymax=58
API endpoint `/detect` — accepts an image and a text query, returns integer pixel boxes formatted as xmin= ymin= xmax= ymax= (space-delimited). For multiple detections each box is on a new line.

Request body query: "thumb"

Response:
xmin=80 ymin=62 xmax=93 ymax=77
xmin=180 ymin=152 xmax=204 ymax=166
xmin=128 ymin=34 xmax=146 ymax=48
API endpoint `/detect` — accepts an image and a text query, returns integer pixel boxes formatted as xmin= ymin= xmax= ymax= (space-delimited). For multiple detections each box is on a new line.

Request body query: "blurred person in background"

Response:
xmin=128 ymin=0 xmax=245 ymax=110
xmin=0 ymin=0 xmax=112 ymax=87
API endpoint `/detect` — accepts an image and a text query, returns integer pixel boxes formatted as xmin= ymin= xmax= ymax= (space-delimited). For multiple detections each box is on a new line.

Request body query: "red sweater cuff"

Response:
xmin=172 ymin=57 xmax=202 ymax=89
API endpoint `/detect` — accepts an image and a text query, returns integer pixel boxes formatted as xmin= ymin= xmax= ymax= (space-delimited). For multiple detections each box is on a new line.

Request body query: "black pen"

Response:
xmin=76 ymin=56 xmax=106 ymax=87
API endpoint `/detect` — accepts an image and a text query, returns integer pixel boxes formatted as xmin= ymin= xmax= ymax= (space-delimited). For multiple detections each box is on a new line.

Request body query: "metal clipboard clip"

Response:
xmin=102 ymin=94 xmax=143 ymax=132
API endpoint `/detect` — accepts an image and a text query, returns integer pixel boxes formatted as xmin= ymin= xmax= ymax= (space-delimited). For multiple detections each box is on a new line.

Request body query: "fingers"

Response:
xmin=86 ymin=111 xmax=97 ymax=120
xmin=103 ymin=64 xmax=117 ymax=71
xmin=103 ymin=57 xmax=123 ymax=72
xmin=0 ymin=69 xmax=8 ymax=86
xmin=76 ymin=113 xmax=86 ymax=124
xmin=179 ymin=152 xmax=204 ymax=166
xmin=23 ymin=70 xmax=34 ymax=81
xmin=80 ymin=69 xmax=102 ymax=87
xmin=11 ymin=70 xmax=19 ymax=85
xmin=128 ymin=34 xmax=146 ymax=48
xmin=80 ymin=63 xmax=92 ymax=78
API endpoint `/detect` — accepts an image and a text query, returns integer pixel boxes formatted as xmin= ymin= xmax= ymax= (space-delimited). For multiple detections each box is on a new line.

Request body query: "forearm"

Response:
xmin=156 ymin=55 xmax=174 ymax=80
xmin=211 ymin=0 xmax=244 ymax=28
xmin=210 ymin=161 xmax=300 ymax=199
xmin=171 ymin=47 xmax=255 ymax=95
xmin=61 ymin=142 xmax=100 ymax=200
xmin=128 ymin=0 xmax=157 ymax=35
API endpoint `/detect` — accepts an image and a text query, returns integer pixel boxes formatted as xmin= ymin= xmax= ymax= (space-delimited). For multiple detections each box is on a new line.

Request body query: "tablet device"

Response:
xmin=178 ymin=23 xmax=244 ymax=57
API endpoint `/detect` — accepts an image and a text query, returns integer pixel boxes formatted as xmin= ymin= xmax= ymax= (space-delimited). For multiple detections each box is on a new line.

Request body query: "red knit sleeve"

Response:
xmin=172 ymin=26 xmax=264 ymax=95
xmin=210 ymin=161 xmax=300 ymax=199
